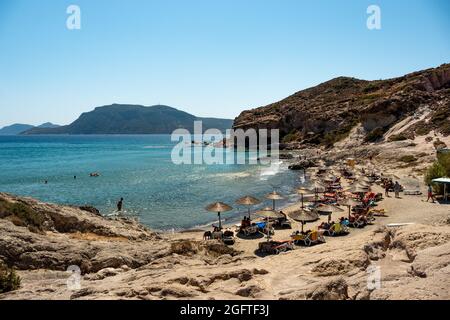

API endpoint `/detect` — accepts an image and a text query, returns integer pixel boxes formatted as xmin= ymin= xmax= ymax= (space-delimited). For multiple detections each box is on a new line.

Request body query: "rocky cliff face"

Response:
xmin=233 ymin=64 xmax=450 ymax=148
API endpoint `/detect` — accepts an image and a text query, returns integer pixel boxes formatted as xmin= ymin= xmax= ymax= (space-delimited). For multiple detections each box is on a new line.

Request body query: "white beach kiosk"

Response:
xmin=432 ymin=177 xmax=450 ymax=201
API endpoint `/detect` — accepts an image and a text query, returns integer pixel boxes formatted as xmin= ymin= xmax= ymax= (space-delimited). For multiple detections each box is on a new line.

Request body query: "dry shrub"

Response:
xmin=202 ymin=242 xmax=240 ymax=257
xmin=170 ymin=240 xmax=199 ymax=255
xmin=0 ymin=262 xmax=21 ymax=293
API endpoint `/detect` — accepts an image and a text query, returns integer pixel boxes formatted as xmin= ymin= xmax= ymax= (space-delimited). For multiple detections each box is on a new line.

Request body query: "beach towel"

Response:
xmin=255 ymin=222 xmax=266 ymax=229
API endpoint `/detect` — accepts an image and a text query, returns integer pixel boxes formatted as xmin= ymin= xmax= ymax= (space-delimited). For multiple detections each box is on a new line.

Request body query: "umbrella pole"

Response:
xmin=248 ymin=207 xmax=251 ymax=220
xmin=218 ymin=212 xmax=221 ymax=230
xmin=301 ymin=222 xmax=305 ymax=233
xmin=301 ymin=194 xmax=304 ymax=209
xmin=272 ymin=199 xmax=275 ymax=210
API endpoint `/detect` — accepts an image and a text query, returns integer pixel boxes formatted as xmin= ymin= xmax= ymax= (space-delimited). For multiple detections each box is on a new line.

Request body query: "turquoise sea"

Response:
xmin=0 ymin=135 xmax=302 ymax=230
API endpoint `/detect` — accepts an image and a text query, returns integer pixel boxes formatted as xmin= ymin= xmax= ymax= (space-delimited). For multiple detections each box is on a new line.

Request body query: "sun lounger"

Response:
xmin=403 ymin=190 xmax=422 ymax=195
xmin=319 ymin=222 xmax=349 ymax=236
xmin=222 ymin=230 xmax=235 ymax=245
xmin=348 ymin=215 xmax=367 ymax=228
xmin=280 ymin=220 xmax=292 ymax=229
xmin=369 ymin=208 xmax=388 ymax=217
xmin=241 ymin=225 xmax=259 ymax=236
xmin=273 ymin=218 xmax=292 ymax=229
xmin=255 ymin=222 xmax=274 ymax=236
xmin=258 ymin=240 xmax=294 ymax=255
xmin=290 ymin=230 xmax=326 ymax=246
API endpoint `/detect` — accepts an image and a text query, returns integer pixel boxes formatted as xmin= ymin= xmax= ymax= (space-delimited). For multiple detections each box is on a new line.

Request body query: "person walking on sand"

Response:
xmin=394 ymin=181 xmax=401 ymax=198
xmin=117 ymin=197 xmax=123 ymax=212
xmin=426 ymin=184 xmax=435 ymax=203
xmin=384 ymin=182 xmax=390 ymax=197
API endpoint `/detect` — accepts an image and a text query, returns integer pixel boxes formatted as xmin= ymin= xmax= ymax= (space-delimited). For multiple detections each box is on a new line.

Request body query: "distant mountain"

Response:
xmin=0 ymin=124 xmax=34 ymax=135
xmin=22 ymin=104 xmax=233 ymax=135
xmin=37 ymin=122 xmax=60 ymax=129
xmin=0 ymin=122 xmax=60 ymax=135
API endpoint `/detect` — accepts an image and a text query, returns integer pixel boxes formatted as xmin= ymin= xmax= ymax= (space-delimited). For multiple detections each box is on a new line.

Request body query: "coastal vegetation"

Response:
xmin=389 ymin=134 xmax=408 ymax=142
xmin=0 ymin=263 xmax=21 ymax=294
xmin=425 ymin=152 xmax=450 ymax=193
xmin=399 ymin=155 xmax=417 ymax=163
xmin=0 ymin=199 xmax=45 ymax=233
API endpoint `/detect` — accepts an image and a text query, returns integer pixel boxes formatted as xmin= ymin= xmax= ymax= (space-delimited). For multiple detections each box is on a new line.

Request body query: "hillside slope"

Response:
xmin=233 ymin=64 xmax=450 ymax=148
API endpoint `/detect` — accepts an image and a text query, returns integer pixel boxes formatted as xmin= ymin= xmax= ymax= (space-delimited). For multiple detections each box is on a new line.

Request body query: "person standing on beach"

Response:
xmin=117 ymin=198 xmax=123 ymax=212
xmin=394 ymin=181 xmax=401 ymax=198
xmin=384 ymin=182 xmax=390 ymax=197
xmin=426 ymin=184 xmax=435 ymax=203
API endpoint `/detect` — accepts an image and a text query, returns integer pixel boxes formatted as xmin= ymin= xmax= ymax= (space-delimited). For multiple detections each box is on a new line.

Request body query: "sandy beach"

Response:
xmin=1 ymin=163 xmax=449 ymax=300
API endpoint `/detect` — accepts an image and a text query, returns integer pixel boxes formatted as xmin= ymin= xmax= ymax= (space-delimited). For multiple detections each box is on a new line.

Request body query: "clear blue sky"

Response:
xmin=0 ymin=0 xmax=449 ymax=127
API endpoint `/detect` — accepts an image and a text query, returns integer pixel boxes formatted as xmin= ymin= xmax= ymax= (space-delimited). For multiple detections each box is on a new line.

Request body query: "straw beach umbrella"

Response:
xmin=344 ymin=186 xmax=367 ymax=201
xmin=353 ymin=180 xmax=371 ymax=188
xmin=255 ymin=207 xmax=284 ymax=240
xmin=309 ymin=180 xmax=326 ymax=192
xmin=289 ymin=209 xmax=319 ymax=233
xmin=265 ymin=191 xmax=284 ymax=210
xmin=346 ymin=185 xmax=368 ymax=193
xmin=316 ymin=204 xmax=344 ymax=222
xmin=255 ymin=207 xmax=285 ymax=219
xmin=235 ymin=196 xmax=261 ymax=220
xmin=356 ymin=176 xmax=372 ymax=184
xmin=339 ymin=198 xmax=362 ymax=218
xmin=308 ymin=181 xmax=326 ymax=202
xmin=296 ymin=187 xmax=314 ymax=209
xmin=205 ymin=202 xmax=232 ymax=230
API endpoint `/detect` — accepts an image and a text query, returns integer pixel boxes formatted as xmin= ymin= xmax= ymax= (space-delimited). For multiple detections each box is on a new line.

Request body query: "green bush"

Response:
xmin=399 ymin=155 xmax=417 ymax=163
xmin=389 ymin=134 xmax=407 ymax=142
xmin=320 ymin=120 xmax=358 ymax=147
xmin=425 ymin=152 xmax=450 ymax=194
xmin=363 ymin=83 xmax=381 ymax=93
xmin=0 ymin=263 xmax=21 ymax=293
xmin=431 ymin=108 xmax=449 ymax=123
xmin=282 ymin=131 xmax=299 ymax=143
xmin=430 ymin=105 xmax=450 ymax=136
xmin=415 ymin=126 xmax=431 ymax=136
xmin=0 ymin=199 xmax=45 ymax=232
xmin=437 ymin=152 xmax=450 ymax=174
xmin=170 ymin=240 xmax=198 ymax=256
xmin=440 ymin=122 xmax=450 ymax=136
